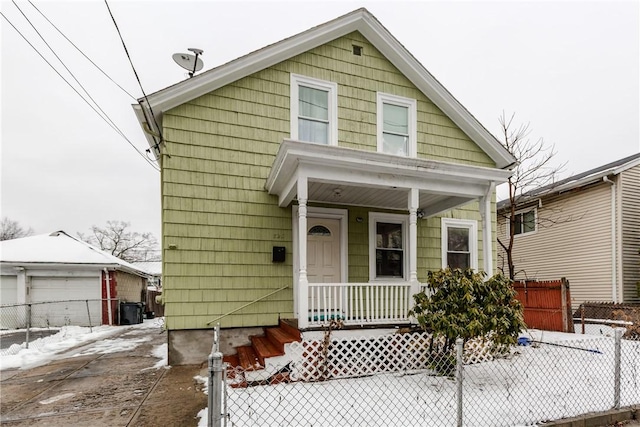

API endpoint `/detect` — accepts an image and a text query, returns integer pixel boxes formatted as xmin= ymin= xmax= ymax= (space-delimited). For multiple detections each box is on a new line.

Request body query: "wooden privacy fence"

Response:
xmin=513 ymin=278 xmax=574 ymax=333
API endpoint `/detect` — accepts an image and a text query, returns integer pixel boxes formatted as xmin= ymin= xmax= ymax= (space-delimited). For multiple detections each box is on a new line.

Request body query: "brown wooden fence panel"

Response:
xmin=513 ymin=278 xmax=574 ymax=333
xmin=146 ymin=290 xmax=164 ymax=318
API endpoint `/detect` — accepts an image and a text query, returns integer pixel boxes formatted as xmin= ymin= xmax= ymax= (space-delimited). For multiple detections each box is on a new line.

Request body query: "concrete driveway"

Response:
xmin=0 ymin=325 xmax=207 ymax=426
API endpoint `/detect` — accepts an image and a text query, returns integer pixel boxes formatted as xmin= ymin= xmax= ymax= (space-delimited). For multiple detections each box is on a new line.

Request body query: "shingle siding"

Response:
xmin=161 ymin=31 xmax=497 ymax=330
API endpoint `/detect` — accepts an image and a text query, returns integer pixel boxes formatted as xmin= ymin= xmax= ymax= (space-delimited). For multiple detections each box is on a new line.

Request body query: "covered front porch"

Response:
xmin=266 ymin=140 xmax=512 ymax=329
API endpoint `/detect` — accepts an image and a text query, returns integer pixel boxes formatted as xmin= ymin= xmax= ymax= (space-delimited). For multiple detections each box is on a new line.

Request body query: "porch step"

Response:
xmin=236 ymin=345 xmax=262 ymax=371
xmin=251 ymin=335 xmax=281 ymax=366
xmin=279 ymin=319 xmax=302 ymax=340
xmin=265 ymin=327 xmax=299 ymax=353
xmin=223 ymin=321 xmax=302 ymax=386
xmin=222 ymin=354 xmax=248 ymax=388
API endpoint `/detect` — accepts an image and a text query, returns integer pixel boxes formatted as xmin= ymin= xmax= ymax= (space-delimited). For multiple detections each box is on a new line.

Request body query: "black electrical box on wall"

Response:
xmin=272 ymin=246 xmax=285 ymax=263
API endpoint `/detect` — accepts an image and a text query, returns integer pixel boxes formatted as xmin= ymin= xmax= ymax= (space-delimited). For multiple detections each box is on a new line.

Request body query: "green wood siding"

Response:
xmin=161 ymin=31 xmax=497 ymax=330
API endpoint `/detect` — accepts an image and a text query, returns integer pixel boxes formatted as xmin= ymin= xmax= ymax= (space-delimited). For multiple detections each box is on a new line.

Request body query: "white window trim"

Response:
xmin=369 ymin=212 xmax=409 ymax=282
xmin=441 ymin=218 xmax=478 ymax=270
xmin=376 ymin=92 xmax=417 ymax=157
xmin=290 ymin=74 xmax=338 ymax=146
xmin=508 ymin=207 xmax=538 ymax=238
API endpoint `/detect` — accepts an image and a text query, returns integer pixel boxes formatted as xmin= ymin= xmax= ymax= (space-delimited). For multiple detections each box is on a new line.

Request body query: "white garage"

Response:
xmin=0 ymin=231 xmax=151 ymax=328
xmin=30 ymin=275 xmax=101 ymax=327
xmin=0 ymin=275 xmax=18 ymax=328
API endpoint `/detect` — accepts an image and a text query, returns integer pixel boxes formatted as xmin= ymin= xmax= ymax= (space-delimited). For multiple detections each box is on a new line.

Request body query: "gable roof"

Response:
xmin=0 ymin=231 xmax=150 ymax=277
xmin=133 ymin=8 xmax=516 ymax=169
xmin=497 ymin=152 xmax=640 ymax=210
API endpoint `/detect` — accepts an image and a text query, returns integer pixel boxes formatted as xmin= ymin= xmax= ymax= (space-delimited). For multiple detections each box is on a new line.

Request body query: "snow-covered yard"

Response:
xmin=197 ymin=329 xmax=640 ymax=427
xmin=2 ymin=321 xmax=637 ymax=426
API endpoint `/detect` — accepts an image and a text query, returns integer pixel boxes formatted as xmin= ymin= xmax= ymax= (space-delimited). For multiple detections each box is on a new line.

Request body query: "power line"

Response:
xmin=0 ymin=11 xmax=160 ymax=172
xmin=104 ymin=0 xmax=164 ymax=153
xmin=12 ymin=0 xmax=123 ymax=138
xmin=26 ymin=0 xmax=137 ymax=101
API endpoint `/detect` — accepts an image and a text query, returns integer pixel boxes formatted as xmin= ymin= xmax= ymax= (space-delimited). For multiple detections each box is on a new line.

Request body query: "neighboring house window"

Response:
xmin=513 ymin=209 xmax=536 ymax=236
xmin=441 ymin=218 xmax=478 ymax=270
xmin=290 ymin=74 xmax=338 ymax=145
xmin=369 ymin=213 xmax=408 ymax=280
xmin=377 ymin=92 xmax=417 ymax=157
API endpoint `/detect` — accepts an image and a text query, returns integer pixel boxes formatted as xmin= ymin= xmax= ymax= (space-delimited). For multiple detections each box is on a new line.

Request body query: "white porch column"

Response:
xmin=481 ymin=182 xmax=495 ymax=277
xmin=15 ymin=267 xmax=27 ymax=304
xmin=408 ymin=188 xmax=420 ymax=296
xmin=297 ymin=176 xmax=309 ymax=329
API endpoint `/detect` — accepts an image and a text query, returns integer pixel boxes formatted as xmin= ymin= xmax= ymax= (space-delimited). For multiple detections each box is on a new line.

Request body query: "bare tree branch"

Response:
xmin=0 ymin=217 xmax=34 ymax=241
xmin=499 ymin=112 xmax=566 ymax=280
xmin=78 ymin=220 xmax=159 ymax=262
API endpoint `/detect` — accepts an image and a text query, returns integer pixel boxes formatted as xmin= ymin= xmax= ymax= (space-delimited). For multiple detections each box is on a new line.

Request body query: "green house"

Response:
xmin=133 ymin=8 xmax=516 ymax=365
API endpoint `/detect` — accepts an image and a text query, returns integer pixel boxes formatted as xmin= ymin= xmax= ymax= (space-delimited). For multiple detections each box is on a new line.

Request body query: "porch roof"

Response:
xmin=266 ymin=140 xmax=513 ymax=216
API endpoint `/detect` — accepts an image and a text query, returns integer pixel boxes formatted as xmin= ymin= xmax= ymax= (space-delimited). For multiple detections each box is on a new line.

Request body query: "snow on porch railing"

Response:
xmin=307 ymin=282 xmax=413 ymax=327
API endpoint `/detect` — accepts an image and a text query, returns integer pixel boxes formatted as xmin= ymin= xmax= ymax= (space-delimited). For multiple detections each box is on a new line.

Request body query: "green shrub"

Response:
xmin=410 ymin=268 xmax=525 ymax=355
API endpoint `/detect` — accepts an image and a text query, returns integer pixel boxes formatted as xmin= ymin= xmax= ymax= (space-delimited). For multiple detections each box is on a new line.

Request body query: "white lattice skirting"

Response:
xmin=275 ymin=332 xmax=501 ymax=382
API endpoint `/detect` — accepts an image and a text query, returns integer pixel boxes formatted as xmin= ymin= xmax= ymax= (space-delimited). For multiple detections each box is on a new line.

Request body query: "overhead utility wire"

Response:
xmin=9 ymin=2 xmax=158 ymax=171
xmin=12 ymin=1 xmax=124 ymax=141
xmin=104 ymin=0 xmax=164 ymax=153
xmin=0 ymin=12 xmax=160 ymax=171
xmin=26 ymin=0 xmax=137 ymax=101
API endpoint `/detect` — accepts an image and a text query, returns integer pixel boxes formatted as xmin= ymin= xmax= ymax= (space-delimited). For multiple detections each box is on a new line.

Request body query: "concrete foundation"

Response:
xmin=167 ymin=326 xmax=271 ymax=365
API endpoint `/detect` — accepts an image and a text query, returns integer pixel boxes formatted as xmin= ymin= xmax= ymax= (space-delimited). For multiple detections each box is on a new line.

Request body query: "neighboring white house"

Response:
xmin=0 ymin=231 xmax=151 ymax=328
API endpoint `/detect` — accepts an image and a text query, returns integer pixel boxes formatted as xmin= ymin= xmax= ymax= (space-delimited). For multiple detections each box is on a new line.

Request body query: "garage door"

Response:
xmin=0 ymin=276 xmax=21 ymax=329
xmin=31 ymin=277 xmax=101 ymax=327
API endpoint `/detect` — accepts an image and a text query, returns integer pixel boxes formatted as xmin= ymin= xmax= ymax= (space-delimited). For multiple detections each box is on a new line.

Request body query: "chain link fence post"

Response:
xmin=25 ymin=304 xmax=32 ymax=349
xmin=209 ymin=351 xmax=224 ymax=427
xmin=614 ymin=328 xmax=622 ymax=409
xmin=456 ymin=337 xmax=464 ymax=427
xmin=85 ymin=300 xmax=93 ymax=332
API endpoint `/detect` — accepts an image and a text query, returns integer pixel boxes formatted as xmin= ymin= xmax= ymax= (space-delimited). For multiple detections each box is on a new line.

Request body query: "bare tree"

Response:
xmin=0 ymin=217 xmax=34 ymax=241
xmin=78 ymin=220 xmax=159 ymax=262
xmin=497 ymin=112 xmax=566 ymax=280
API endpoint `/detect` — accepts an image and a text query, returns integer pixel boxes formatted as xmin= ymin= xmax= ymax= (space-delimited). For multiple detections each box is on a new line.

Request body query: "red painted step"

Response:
xmin=236 ymin=345 xmax=262 ymax=371
xmin=265 ymin=327 xmax=300 ymax=353
xmin=252 ymin=335 xmax=283 ymax=366
xmin=279 ymin=319 xmax=302 ymax=340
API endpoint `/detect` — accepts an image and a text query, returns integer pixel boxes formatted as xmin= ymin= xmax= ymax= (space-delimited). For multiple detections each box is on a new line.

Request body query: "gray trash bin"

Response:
xmin=120 ymin=302 xmax=144 ymax=325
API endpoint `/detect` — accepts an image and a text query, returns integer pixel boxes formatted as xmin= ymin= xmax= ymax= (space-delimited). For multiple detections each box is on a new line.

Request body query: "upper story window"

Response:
xmin=377 ymin=92 xmax=417 ymax=157
xmin=441 ymin=218 xmax=478 ymax=270
xmin=369 ymin=212 xmax=408 ymax=280
xmin=513 ymin=209 xmax=536 ymax=236
xmin=290 ymin=74 xmax=338 ymax=145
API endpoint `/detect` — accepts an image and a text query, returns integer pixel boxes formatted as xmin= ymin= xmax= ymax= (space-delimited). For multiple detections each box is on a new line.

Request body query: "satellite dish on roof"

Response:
xmin=172 ymin=48 xmax=204 ymax=78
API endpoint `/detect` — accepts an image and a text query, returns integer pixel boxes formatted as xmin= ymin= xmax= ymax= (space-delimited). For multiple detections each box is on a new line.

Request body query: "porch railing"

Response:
xmin=307 ymin=282 xmax=414 ymax=328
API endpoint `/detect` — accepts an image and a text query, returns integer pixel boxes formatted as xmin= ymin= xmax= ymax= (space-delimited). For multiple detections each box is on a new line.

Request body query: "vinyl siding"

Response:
xmin=619 ymin=165 xmax=640 ymax=303
xmin=498 ymin=183 xmax=614 ymax=308
xmin=161 ymin=31 xmax=498 ymax=330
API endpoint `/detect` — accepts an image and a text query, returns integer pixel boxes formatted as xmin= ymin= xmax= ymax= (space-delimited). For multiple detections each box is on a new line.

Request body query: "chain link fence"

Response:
xmin=207 ymin=329 xmax=640 ymax=426
xmin=0 ymin=299 xmax=119 ymax=356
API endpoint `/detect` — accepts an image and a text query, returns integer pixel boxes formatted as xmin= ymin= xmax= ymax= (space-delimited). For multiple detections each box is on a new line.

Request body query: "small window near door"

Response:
xmin=309 ymin=225 xmax=331 ymax=236
xmin=441 ymin=218 xmax=478 ymax=270
xmin=369 ymin=213 xmax=408 ymax=280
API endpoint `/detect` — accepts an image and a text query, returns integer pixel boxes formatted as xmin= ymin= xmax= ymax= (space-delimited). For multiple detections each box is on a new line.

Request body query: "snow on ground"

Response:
xmin=0 ymin=318 xmax=166 ymax=370
xmin=195 ymin=328 xmax=640 ymax=427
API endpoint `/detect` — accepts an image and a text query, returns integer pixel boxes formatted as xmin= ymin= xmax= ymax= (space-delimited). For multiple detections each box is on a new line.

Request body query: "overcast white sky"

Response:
xmin=1 ymin=0 xmax=639 ymax=240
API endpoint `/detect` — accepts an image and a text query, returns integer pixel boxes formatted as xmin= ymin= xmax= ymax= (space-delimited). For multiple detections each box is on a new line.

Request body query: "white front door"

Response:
xmin=307 ymin=218 xmax=341 ymax=283
xmin=306 ymin=218 xmax=342 ymax=322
